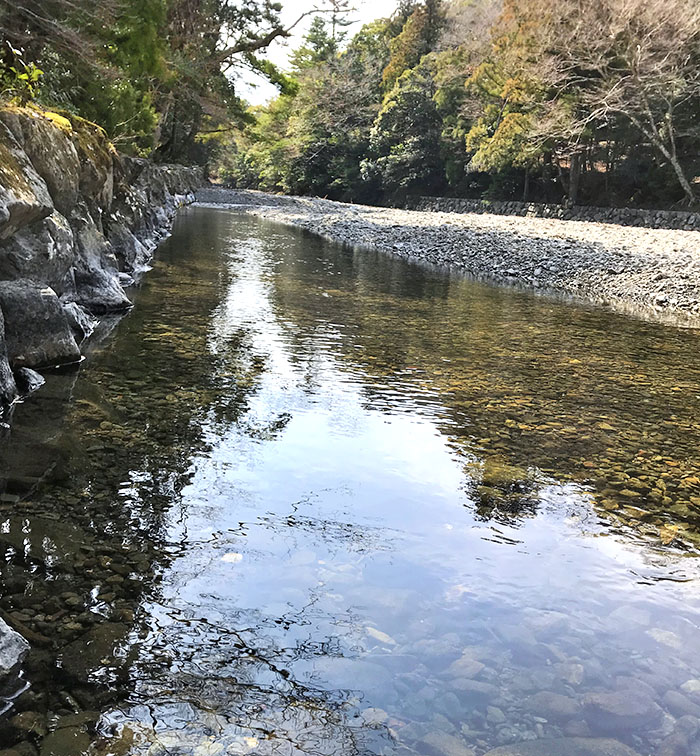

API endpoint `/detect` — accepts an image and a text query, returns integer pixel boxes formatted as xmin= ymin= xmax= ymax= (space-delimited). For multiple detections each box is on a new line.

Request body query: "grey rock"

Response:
xmin=417 ymin=731 xmax=476 ymax=756
xmin=450 ymin=678 xmax=500 ymax=705
xmin=71 ymin=206 xmax=131 ymax=313
xmin=483 ymin=737 xmax=641 ymax=756
xmin=444 ymin=654 xmax=486 ymax=679
xmin=14 ymin=367 xmax=45 ymax=393
xmin=0 ymin=307 xmax=17 ymax=404
xmin=680 ymin=679 xmax=700 ymax=701
xmin=662 ymin=689 xmax=700 ymax=718
xmin=486 ymin=706 xmax=507 ymax=725
xmin=0 ymin=121 xmax=53 ymax=239
xmin=658 ymin=715 xmax=700 ymax=756
xmin=0 ymin=211 xmax=74 ymax=293
xmin=0 ymin=279 xmax=81 ymax=368
xmin=61 ymin=302 xmax=96 ymax=340
xmin=0 ymin=108 xmax=80 ymax=216
xmin=524 ymin=691 xmax=581 ymax=721
xmin=0 ymin=616 xmax=29 ymax=687
xmin=583 ymin=689 xmax=662 ymax=733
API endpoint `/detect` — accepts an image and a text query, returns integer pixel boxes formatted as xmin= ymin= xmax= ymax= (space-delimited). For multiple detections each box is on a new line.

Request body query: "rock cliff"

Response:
xmin=0 ymin=105 xmax=202 ymax=407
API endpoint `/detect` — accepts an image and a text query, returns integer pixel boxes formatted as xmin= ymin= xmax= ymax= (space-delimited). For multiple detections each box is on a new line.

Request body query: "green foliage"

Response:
xmin=382 ymin=0 xmax=443 ymax=91
xmin=0 ymin=0 xmax=322 ymax=162
xmin=290 ymin=17 xmax=337 ymax=71
xmin=464 ymin=61 xmax=543 ymax=171
xmin=0 ymin=43 xmax=43 ymax=103
xmin=5 ymin=0 xmax=694 ymax=206
xmin=363 ymin=60 xmax=446 ymax=200
xmin=217 ymin=16 xmax=392 ymax=201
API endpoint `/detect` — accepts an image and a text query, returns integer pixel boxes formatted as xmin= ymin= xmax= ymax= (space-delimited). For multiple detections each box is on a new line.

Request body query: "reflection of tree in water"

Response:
xmin=96 ymin=569 xmax=390 ymax=756
xmin=98 ymin=645 xmax=378 ymax=755
xmin=257 ymin=510 xmax=396 ymax=555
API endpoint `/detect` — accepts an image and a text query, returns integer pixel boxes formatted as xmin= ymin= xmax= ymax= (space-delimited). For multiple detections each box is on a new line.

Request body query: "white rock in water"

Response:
xmin=361 ymin=707 xmax=389 ymax=725
xmin=646 ymin=627 xmax=682 ymax=649
xmin=193 ymin=740 xmax=225 ymax=756
xmin=365 ymin=626 xmax=397 ymax=645
xmin=0 ymin=617 xmax=29 ymax=680
xmin=681 ymin=679 xmax=700 ymax=696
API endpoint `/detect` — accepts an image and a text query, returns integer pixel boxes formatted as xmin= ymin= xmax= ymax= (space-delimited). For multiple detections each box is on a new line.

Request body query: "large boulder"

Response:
xmin=70 ymin=204 xmax=131 ymax=312
xmin=0 ymin=279 xmax=81 ymax=368
xmin=0 ymin=120 xmax=53 ymax=240
xmin=0 ymin=211 xmax=74 ymax=293
xmin=0 ymin=108 xmax=80 ymax=216
xmin=107 ymin=218 xmax=151 ymax=272
xmin=483 ymin=738 xmax=641 ymax=756
xmin=69 ymin=117 xmax=116 ymax=220
xmin=0 ymin=308 xmax=17 ymax=405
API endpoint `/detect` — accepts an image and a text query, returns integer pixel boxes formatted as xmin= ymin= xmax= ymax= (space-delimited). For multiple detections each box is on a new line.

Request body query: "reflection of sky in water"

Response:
xmin=94 ymin=210 xmax=700 ymax=756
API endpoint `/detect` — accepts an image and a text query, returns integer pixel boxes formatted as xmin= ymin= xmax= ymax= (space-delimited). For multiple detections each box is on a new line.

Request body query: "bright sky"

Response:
xmin=238 ymin=0 xmax=398 ymax=104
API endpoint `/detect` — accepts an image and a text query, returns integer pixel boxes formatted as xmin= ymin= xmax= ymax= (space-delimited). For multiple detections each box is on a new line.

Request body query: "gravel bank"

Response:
xmin=196 ymin=187 xmax=700 ymax=324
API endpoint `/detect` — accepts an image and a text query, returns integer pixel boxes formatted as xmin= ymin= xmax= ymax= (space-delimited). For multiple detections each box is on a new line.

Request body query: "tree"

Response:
xmin=382 ymin=0 xmax=444 ymax=90
xmin=363 ymin=59 xmax=446 ymax=201
xmin=0 ymin=0 xmax=351 ymax=162
xmin=501 ymin=0 xmax=700 ymax=204
xmin=289 ymin=17 xmax=337 ymax=71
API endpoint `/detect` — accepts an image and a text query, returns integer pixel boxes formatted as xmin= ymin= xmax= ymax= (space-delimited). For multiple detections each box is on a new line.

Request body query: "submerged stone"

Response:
xmin=417 ymin=731 xmax=476 ymax=756
xmin=583 ymin=689 xmax=662 ymax=733
xmin=524 ymin=691 xmax=581 ymax=721
xmin=39 ymin=726 xmax=91 ymax=756
xmin=0 ymin=616 xmax=29 ymax=688
xmin=60 ymin=623 xmax=128 ymax=683
xmin=483 ymin=738 xmax=640 ymax=755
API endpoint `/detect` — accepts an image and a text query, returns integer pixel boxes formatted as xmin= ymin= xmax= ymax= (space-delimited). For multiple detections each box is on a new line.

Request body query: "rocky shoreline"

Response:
xmin=196 ymin=187 xmax=700 ymax=326
xmin=0 ymin=105 xmax=203 ymax=411
xmin=0 ymin=105 xmax=202 ymax=688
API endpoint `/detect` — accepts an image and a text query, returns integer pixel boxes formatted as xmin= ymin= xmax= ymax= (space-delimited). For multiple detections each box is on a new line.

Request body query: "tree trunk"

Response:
xmin=522 ymin=168 xmax=530 ymax=202
xmin=626 ymin=106 xmax=696 ymax=205
xmin=667 ymin=153 xmax=696 ymax=205
xmin=569 ymin=152 xmax=581 ymax=206
xmin=152 ymin=92 xmax=174 ymax=154
xmin=555 ymin=159 xmax=568 ymax=201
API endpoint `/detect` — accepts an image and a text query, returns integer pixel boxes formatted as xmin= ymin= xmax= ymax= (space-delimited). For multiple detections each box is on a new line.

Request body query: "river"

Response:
xmin=1 ymin=206 xmax=700 ymax=756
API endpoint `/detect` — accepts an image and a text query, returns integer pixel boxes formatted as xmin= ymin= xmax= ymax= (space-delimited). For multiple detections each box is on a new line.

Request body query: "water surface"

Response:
xmin=2 ymin=207 xmax=700 ymax=756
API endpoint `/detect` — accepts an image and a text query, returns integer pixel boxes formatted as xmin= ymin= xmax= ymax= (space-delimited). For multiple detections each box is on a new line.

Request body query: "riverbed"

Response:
xmin=195 ymin=188 xmax=700 ymax=324
xmin=1 ymin=206 xmax=700 ymax=756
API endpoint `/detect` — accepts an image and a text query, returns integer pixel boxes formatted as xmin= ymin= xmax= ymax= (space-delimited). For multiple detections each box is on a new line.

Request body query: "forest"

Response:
xmin=1 ymin=0 xmax=699 ymax=208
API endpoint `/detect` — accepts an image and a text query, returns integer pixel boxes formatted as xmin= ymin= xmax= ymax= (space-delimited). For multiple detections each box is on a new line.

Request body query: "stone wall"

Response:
xmin=411 ymin=196 xmax=700 ymax=231
xmin=0 ymin=105 xmax=203 ymax=408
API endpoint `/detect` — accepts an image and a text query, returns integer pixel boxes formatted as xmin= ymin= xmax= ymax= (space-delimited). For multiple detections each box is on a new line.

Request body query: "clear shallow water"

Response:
xmin=2 ymin=207 xmax=700 ymax=755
